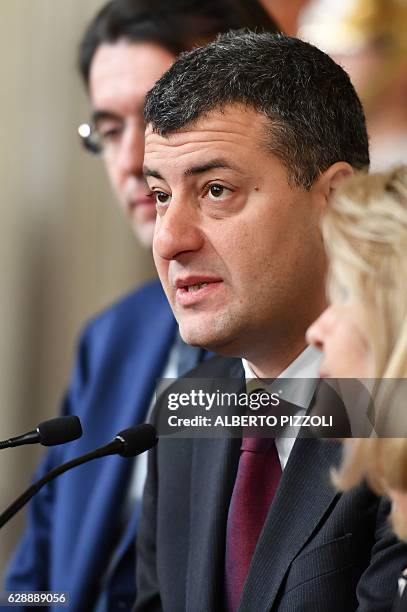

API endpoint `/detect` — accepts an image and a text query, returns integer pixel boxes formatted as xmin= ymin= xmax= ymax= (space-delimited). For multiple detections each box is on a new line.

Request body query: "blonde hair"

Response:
xmin=322 ymin=165 xmax=407 ymax=491
xmin=323 ymin=165 xmax=407 ymax=379
xmin=333 ymin=437 xmax=407 ymax=494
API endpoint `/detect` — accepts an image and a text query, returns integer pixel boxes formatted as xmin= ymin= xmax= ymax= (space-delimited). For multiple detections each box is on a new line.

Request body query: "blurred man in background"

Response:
xmin=300 ymin=0 xmax=407 ymax=170
xmin=4 ymin=2 xmax=278 ymax=610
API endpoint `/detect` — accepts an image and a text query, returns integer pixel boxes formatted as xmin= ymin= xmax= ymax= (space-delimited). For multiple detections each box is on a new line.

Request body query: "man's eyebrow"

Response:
xmin=91 ymin=110 xmax=122 ymax=125
xmin=184 ymin=159 xmax=239 ymax=176
xmin=143 ymin=166 xmax=164 ymax=180
xmin=143 ymin=158 xmax=240 ymax=181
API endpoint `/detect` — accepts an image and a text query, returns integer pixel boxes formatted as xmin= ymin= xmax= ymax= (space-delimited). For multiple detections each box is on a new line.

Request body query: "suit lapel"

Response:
xmin=239 ymin=437 xmax=342 ymax=611
xmin=185 ymin=358 xmax=245 ymax=612
xmin=186 ymin=435 xmax=241 ymax=612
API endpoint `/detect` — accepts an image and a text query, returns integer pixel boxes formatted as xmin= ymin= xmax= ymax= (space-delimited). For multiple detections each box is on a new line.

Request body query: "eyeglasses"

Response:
xmin=78 ymin=115 xmax=146 ymax=156
xmin=78 ymin=122 xmax=103 ymax=155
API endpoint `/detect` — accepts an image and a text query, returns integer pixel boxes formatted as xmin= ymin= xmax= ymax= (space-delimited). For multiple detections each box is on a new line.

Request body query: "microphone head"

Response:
xmin=37 ymin=416 xmax=83 ymax=446
xmin=116 ymin=424 xmax=157 ymax=457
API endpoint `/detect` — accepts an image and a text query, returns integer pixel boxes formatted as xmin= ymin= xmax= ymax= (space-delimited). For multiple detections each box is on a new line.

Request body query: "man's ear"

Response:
xmin=313 ymin=162 xmax=354 ymax=207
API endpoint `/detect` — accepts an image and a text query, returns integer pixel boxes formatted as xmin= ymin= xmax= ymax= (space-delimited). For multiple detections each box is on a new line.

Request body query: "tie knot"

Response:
xmin=246 ymin=380 xmax=271 ymax=396
xmin=241 ymin=437 xmax=275 ymax=453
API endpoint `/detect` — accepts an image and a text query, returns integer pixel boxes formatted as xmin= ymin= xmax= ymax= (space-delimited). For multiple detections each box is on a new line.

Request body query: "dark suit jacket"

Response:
xmin=5 ymin=281 xmax=177 ymax=611
xmin=135 ymin=355 xmax=407 ymax=612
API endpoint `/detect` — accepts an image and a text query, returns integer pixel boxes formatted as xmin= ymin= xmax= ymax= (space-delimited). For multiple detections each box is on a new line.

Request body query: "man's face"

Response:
xmin=145 ymin=105 xmax=327 ymax=365
xmin=89 ymin=40 xmax=175 ymax=247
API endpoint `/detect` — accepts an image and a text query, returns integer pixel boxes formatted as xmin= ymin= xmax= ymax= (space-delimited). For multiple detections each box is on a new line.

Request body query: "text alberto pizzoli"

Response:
xmin=165 ymin=390 xmax=333 ymax=429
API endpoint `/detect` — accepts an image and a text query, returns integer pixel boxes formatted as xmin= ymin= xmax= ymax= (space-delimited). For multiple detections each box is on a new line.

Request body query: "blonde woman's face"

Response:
xmin=306 ymin=299 xmax=375 ymax=378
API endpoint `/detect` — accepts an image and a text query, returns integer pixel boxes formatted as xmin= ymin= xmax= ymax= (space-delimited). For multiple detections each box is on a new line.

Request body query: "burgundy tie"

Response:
xmin=225 ymin=435 xmax=282 ymax=611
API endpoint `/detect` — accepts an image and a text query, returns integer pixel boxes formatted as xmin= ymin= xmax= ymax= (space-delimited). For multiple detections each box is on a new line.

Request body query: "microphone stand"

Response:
xmin=0 ymin=431 xmax=39 ymax=449
xmin=0 ymin=439 xmax=121 ymax=529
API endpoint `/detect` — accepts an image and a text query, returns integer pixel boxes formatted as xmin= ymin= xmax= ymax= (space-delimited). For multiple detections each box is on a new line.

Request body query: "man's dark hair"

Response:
xmin=79 ymin=0 xmax=279 ymax=87
xmin=145 ymin=31 xmax=370 ymax=189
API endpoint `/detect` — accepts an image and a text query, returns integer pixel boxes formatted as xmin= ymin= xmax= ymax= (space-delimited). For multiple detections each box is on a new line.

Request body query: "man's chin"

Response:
xmin=179 ymin=329 xmax=212 ymax=350
xmin=178 ymin=325 xmax=220 ymax=352
xmin=178 ymin=325 xmax=242 ymax=358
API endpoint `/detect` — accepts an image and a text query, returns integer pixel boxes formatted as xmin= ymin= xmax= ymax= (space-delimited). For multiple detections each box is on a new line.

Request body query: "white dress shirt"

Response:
xmin=242 ymin=345 xmax=322 ymax=469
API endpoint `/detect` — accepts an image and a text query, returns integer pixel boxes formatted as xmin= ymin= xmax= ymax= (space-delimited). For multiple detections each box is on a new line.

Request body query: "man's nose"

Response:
xmin=116 ymin=124 xmax=145 ymax=177
xmin=154 ymin=200 xmax=204 ymax=261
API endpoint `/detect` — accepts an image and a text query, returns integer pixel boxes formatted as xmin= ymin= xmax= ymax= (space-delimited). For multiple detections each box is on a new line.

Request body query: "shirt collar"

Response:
xmin=242 ymin=346 xmax=322 ymax=410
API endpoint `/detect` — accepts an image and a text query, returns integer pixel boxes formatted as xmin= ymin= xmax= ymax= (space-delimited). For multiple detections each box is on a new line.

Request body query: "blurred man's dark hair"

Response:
xmin=79 ymin=0 xmax=279 ymax=87
xmin=145 ymin=30 xmax=370 ymax=189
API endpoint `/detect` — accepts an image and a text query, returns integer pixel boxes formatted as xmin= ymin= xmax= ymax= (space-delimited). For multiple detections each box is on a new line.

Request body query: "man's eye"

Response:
xmin=99 ymin=125 xmax=123 ymax=143
xmin=209 ymin=185 xmax=225 ymax=198
xmin=205 ymin=184 xmax=231 ymax=201
xmin=154 ymin=191 xmax=170 ymax=205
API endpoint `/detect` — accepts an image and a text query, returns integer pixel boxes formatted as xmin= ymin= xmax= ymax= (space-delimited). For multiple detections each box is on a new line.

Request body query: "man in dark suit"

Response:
xmin=4 ymin=3 xmax=278 ymax=611
xmin=135 ymin=31 xmax=407 ymax=610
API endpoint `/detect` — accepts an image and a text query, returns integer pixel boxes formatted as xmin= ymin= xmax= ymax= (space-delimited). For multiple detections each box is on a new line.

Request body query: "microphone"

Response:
xmin=0 ymin=416 xmax=83 ymax=450
xmin=0 ymin=424 xmax=157 ymax=529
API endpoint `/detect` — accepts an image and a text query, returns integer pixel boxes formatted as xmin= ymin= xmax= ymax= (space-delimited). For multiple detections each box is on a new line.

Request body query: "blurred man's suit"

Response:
xmin=136 ymin=355 xmax=407 ymax=612
xmin=5 ymin=280 xmax=190 ymax=611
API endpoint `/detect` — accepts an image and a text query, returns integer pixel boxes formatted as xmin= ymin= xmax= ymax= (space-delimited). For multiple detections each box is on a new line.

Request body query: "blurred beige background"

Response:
xmin=0 ymin=0 xmax=155 ymax=575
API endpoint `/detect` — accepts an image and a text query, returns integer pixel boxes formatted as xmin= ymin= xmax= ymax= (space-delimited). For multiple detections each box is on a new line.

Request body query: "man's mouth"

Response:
xmin=185 ymin=282 xmax=209 ymax=292
xmin=174 ymin=277 xmax=223 ymax=306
